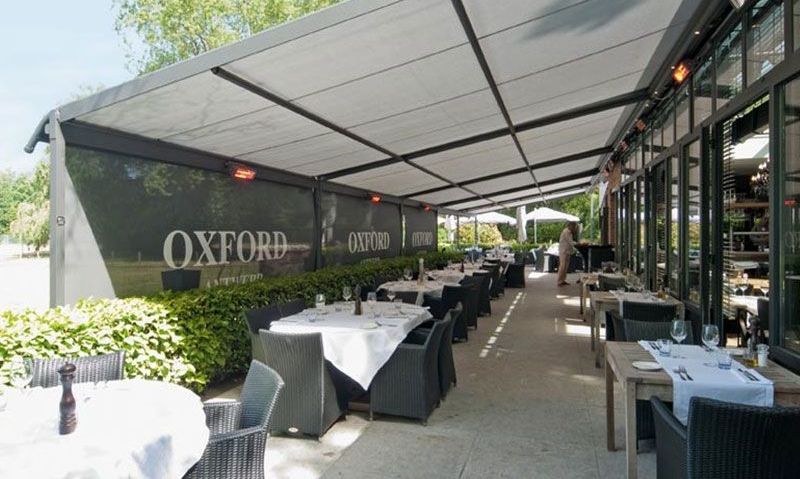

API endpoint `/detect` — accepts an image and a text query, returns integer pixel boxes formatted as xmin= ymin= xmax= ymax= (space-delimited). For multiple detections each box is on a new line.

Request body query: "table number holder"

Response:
xmin=57 ymin=363 xmax=77 ymax=435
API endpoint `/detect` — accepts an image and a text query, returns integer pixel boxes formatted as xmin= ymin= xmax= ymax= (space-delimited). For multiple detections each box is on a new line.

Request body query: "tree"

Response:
xmin=114 ymin=0 xmax=343 ymax=74
xmin=10 ymin=201 xmax=49 ymax=254
xmin=457 ymin=223 xmax=502 ymax=245
xmin=0 ymin=171 xmax=33 ymax=234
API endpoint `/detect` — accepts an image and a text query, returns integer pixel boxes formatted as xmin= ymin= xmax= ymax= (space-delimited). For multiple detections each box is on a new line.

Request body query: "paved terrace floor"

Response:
xmin=209 ymin=269 xmax=656 ymax=478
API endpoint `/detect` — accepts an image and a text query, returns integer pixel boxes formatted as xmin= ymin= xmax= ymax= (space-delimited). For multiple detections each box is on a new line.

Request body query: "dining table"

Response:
xmin=587 ymin=290 xmax=685 ymax=367
xmin=269 ymin=302 xmax=432 ymax=390
xmin=0 ymin=379 xmax=209 ymax=479
xmin=605 ymin=342 xmax=800 ymax=479
xmin=427 ymin=267 xmax=489 ymax=284
xmin=378 ymin=279 xmax=455 ymax=305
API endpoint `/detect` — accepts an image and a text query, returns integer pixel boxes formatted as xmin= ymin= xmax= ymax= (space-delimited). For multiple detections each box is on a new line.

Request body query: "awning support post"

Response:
xmin=49 ymin=109 xmax=66 ymax=306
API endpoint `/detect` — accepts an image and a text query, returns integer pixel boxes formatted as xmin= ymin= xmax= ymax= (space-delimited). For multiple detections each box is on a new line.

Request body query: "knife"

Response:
xmin=739 ymin=368 xmax=760 ymax=382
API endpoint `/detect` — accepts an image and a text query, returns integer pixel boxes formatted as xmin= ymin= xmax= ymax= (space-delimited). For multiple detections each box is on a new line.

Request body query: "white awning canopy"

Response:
xmin=475 ymin=212 xmax=516 ymax=225
xmin=29 ymin=0 xmax=705 ymax=213
xmin=526 ymin=207 xmax=580 ymax=223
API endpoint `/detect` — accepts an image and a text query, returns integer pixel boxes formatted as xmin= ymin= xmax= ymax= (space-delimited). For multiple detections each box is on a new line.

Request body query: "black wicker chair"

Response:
xmin=533 ymin=247 xmax=546 ymax=272
xmin=278 ymin=299 xmax=306 ymax=318
xmin=471 ymin=272 xmax=492 ymax=316
xmin=410 ymin=306 xmax=460 ymax=398
xmin=31 ymin=351 xmax=125 ymax=388
xmin=392 ymin=291 xmax=421 ymax=304
xmin=423 ymin=285 xmax=463 ymax=320
xmin=608 ymin=301 xmax=679 ymax=342
xmin=505 ymin=263 xmax=526 ymax=288
xmin=598 ymin=275 xmax=626 ymax=291
xmin=651 ymin=396 xmax=800 ymax=479
xmin=184 ymin=360 xmax=284 ymax=479
xmin=623 ymin=319 xmax=695 ymax=345
xmin=259 ymin=330 xmax=343 ymax=437
xmin=458 ymin=276 xmax=479 ymax=334
xmin=369 ymin=318 xmax=448 ymax=424
xmin=244 ymin=306 xmax=282 ymax=364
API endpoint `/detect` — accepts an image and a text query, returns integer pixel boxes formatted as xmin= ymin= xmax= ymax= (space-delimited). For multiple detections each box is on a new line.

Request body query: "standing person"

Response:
xmin=557 ymin=221 xmax=578 ymax=286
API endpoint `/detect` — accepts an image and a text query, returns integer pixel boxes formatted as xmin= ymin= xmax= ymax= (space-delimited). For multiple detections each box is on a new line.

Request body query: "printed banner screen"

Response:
xmin=64 ymin=146 xmax=315 ymax=298
xmin=403 ymin=207 xmax=438 ymax=254
xmin=320 ymin=192 xmax=402 ymax=266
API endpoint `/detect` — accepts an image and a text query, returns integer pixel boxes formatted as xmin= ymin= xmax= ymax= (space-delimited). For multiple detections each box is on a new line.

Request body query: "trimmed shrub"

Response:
xmin=0 ymin=251 xmax=460 ymax=392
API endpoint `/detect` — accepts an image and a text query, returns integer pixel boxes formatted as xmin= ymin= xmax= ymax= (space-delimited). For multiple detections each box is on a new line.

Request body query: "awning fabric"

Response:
xmin=39 ymin=0 xmax=703 ymax=213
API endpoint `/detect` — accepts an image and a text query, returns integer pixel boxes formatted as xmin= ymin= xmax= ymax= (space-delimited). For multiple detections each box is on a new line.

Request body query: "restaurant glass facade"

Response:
xmin=612 ymin=0 xmax=800 ymax=371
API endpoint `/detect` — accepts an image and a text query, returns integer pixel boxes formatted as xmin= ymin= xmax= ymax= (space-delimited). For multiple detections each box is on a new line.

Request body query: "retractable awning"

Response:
xmin=27 ymin=0 xmax=706 ymax=213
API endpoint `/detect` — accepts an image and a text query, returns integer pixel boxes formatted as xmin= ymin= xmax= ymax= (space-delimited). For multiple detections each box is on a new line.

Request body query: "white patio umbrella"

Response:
xmin=475 ymin=211 xmax=517 ymax=225
xmin=516 ymin=206 xmax=527 ymax=242
xmin=526 ymin=207 xmax=579 ymax=243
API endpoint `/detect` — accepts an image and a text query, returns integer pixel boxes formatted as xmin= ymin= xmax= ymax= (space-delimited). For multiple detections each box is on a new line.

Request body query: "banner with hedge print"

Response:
xmin=320 ymin=191 xmax=402 ymax=267
xmin=403 ymin=206 xmax=438 ymax=254
xmin=64 ymin=146 xmax=315 ymax=299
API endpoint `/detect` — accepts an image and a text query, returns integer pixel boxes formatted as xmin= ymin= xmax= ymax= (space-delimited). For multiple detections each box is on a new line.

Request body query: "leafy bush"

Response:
xmin=0 ymin=251 xmax=460 ymax=392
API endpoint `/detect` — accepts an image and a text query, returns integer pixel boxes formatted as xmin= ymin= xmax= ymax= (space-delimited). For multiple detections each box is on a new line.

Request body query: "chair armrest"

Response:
xmin=184 ymin=426 xmax=267 ymax=479
xmin=203 ymin=401 xmax=242 ymax=435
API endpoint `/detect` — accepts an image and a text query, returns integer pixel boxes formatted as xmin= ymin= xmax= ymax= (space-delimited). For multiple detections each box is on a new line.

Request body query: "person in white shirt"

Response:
xmin=557 ymin=221 xmax=579 ymax=286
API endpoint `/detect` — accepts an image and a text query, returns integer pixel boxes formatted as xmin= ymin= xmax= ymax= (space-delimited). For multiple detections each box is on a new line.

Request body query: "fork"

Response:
xmin=679 ymin=365 xmax=693 ymax=381
xmin=673 ymin=368 xmax=686 ymax=381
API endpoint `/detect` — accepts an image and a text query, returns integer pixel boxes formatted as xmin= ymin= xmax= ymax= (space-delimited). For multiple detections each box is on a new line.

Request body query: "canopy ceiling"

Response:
xmin=36 ymin=0 xmax=705 ymax=213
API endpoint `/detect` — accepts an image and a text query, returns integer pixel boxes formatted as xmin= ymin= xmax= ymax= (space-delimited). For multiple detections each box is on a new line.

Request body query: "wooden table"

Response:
xmin=605 ymin=342 xmax=800 ymax=479
xmin=588 ymin=291 xmax=684 ymax=367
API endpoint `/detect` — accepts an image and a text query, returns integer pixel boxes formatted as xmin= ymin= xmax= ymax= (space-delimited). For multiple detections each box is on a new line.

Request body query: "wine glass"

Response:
xmin=314 ymin=293 xmax=326 ymax=310
xmin=670 ymin=318 xmax=687 ymax=355
xmin=702 ymin=324 xmax=720 ymax=351
xmin=386 ymin=290 xmax=396 ymax=303
xmin=403 ymin=268 xmax=412 ymax=281
xmin=367 ymin=292 xmax=378 ymax=318
xmin=10 ymin=357 xmax=33 ymax=395
xmin=342 ymin=286 xmax=352 ymax=302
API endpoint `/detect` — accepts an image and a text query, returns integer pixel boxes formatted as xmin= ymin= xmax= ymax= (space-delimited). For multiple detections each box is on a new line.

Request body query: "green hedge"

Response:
xmin=0 ymin=251 xmax=461 ymax=392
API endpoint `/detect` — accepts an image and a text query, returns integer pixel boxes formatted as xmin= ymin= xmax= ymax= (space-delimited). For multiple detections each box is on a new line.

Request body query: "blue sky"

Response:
xmin=1 ymin=1 xmax=135 ymax=173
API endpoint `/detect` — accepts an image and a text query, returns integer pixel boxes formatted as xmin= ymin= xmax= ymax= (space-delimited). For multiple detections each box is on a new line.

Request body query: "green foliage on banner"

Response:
xmin=0 ymin=251 xmax=460 ymax=392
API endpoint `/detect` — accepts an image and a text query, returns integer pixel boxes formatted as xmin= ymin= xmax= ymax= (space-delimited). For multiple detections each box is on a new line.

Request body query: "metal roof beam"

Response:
xmin=464 ymin=182 xmax=592 ymax=213
xmin=407 ymin=145 xmax=611 ymax=198
xmin=450 ymin=0 xmax=545 ymax=201
xmin=322 ymin=88 xmax=648 ymax=179
xmin=213 ymin=67 xmax=501 ymax=208
xmin=441 ymin=168 xmax=596 ymax=207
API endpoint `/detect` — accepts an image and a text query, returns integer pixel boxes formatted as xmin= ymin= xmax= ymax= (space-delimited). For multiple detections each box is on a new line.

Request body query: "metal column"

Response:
xmin=48 ymin=110 xmax=65 ymax=306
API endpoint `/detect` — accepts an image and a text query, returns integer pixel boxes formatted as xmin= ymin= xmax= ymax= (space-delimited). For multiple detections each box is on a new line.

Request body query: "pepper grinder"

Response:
xmin=57 ymin=363 xmax=77 ymax=435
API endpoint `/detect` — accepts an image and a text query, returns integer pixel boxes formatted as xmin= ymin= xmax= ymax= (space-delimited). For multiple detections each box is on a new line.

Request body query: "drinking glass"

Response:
xmin=403 ymin=268 xmax=413 ymax=281
xmin=386 ymin=290 xmax=396 ymax=302
xmin=9 ymin=357 xmax=33 ymax=394
xmin=702 ymin=324 xmax=720 ymax=351
xmin=670 ymin=319 xmax=687 ymax=350
xmin=342 ymin=286 xmax=352 ymax=302
xmin=367 ymin=292 xmax=379 ymax=318
xmin=657 ymin=339 xmax=673 ymax=357
xmin=717 ymin=351 xmax=733 ymax=370
xmin=315 ymin=293 xmax=326 ymax=310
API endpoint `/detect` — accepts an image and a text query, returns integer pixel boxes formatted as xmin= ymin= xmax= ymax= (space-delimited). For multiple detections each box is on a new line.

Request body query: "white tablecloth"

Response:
xmin=270 ymin=302 xmax=431 ymax=389
xmin=639 ymin=342 xmax=774 ymax=424
xmin=0 ymin=379 xmax=209 ymax=479
xmin=427 ymin=268 xmax=488 ymax=284
xmin=378 ymin=280 xmax=454 ymax=304
xmin=731 ymin=295 xmax=763 ymax=315
xmin=484 ymin=253 xmax=515 ymax=262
